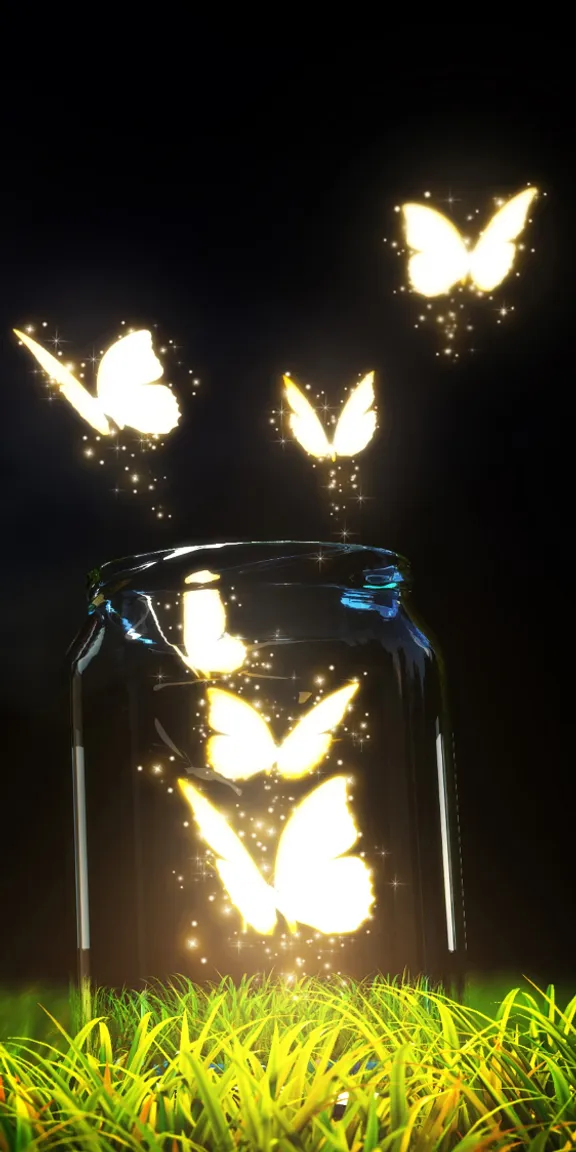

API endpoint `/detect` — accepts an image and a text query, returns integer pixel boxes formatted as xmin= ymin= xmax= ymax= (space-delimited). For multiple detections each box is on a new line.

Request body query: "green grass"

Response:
xmin=1 ymin=973 xmax=575 ymax=1150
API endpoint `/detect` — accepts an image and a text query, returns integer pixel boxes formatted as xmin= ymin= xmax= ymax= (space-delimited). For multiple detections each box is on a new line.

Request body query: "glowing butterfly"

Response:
xmin=283 ymin=373 xmax=376 ymax=459
xmin=179 ymin=774 xmax=374 ymax=934
xmin=14 ymin=328 xmax=181 ymax=435
xmin=206 ymin=682 xmax=358 ymax=780
xmin=176 ymin=588 xmax=246 ymax=677
xmin=401 ymin=187 xmax=538 ymax=297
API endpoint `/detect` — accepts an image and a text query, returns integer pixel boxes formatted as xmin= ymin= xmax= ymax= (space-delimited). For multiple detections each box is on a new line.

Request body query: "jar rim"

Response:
xmin=87 ymin=540 xmax=411 ymax=603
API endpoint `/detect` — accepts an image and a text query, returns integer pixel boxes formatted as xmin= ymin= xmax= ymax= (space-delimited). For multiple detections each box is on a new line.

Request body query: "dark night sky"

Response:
xmin=0 ymin=69 xmax=573 ymax=986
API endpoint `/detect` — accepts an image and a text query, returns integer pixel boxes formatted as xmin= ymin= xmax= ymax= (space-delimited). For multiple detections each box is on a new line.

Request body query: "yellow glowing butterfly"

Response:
xmin=14 ymin=328 xmax=181 ymax=435
xmin=176 ymin=588 xmax=246 ymax=677
xmin=283 ymin=373 xmax=376 ymax=459
xmin=401 ymin=187 xmax=538 ymax=297
xmin=206 ymin=682 xmax=358 ymax=780
xmin=179 ymin=774 xmax=374 ymax=934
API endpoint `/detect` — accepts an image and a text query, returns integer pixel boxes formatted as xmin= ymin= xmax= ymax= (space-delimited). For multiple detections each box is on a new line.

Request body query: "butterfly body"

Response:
xmin=14 ymin=329 xmax=181 ymax=435
xmin=401 ymin=187 xmax=537 ymax=297
xmin=283 ymin=373 xmax=377 ymax=459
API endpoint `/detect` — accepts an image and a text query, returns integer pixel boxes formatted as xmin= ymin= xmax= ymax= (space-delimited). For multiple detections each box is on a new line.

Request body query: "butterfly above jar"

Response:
xmin=389 ymin=185 xmax=541 ymax=358
xmin=401 ymin=187 xmax=538 ymax=297
xmin=275 ymin=372 xmax=379 ymax=532
xmin=14 ymin=327 xmax=181 ymax=435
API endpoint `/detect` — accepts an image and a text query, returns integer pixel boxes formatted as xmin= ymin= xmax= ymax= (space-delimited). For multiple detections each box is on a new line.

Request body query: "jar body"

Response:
xmin=73 ymin=542 xmax=465 ymax=988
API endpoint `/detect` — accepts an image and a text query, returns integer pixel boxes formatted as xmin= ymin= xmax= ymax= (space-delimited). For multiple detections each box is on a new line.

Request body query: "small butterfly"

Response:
xmin=401 ymin=187 xmax=537 ymax=297
xmin=179 ymin=774 xmax=374 ymax=935
xmin=205 ymin=682 xmax=358 ymax=781
xmin=177 ymin=587 xmax=246 ymax=677
xmin=14 ymin=328 xmax=181 ymax=435
xmin=283 ymin=372 xmax=377 ymax=459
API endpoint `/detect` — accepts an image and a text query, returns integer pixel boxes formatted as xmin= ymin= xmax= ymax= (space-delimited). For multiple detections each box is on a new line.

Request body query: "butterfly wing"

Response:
xmin=184 ymin=570 xmax=221 ymax=585
xmin=401 ymin=205 xmax=469 ymax=297
xmin=332 ymin=373 xmax=377 ymax=457
xmin=179 ymin=779 xmax=277 ymax=933
xmin=206 ymin=688 xmax=277 ymax=780
xmin=276 ymin=682 xmax=358 ymax=778
xmin=181 ymin=589 xmax=246 ymax=675
xmin=96 ymin=330 xmax=181 ymax=435
xmin=469 ymin=187 xmax=537 ymax=292
xmin=283 ymin=377 xmax=332 ymax=458
xmin=14 ymin=330 xmax=111 ymax=435
xmin=273 ymin=776 xmax=374 ymax=933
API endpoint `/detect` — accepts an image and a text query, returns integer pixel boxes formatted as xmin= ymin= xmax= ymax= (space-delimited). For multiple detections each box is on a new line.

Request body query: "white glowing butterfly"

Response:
xmin=14 ymin=328 xmax=181 ymax=435
xmin=401 ymin=187 xmax=538 ymax=297
xmin=206 ymin=682 xmax=358 ymax=780
xmin=179 ymin=774 xmax=374 ymax=934
xmin=283 ymin=373 xmax=377 ymax=459
xmin=145 ymin=577 xmax=246 ymax=678
xmin=175 ymin=587 xmax=247 ymax=677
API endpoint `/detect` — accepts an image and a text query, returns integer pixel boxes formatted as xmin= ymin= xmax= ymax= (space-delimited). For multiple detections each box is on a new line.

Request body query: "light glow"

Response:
xmin=283 ymin=373 xmax=376 ymax=459
xmin=14 ymin=328 xmax=181 ymax=435
xmin=179 ymin=775 xmax=374 ymax=935
xmin=401 ymin=187 xmax=537 ymax=297
xmin=206 ymin=682 xmax=358 ymax=780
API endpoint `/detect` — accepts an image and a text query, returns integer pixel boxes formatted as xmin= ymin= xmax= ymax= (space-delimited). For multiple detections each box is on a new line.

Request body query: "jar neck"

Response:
xmin=87 ymin=540 xmax=411 ymax=605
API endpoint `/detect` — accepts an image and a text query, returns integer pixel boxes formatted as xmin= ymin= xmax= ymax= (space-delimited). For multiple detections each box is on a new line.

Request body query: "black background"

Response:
xmin=0 ymin=65 xmax=572 ymax=986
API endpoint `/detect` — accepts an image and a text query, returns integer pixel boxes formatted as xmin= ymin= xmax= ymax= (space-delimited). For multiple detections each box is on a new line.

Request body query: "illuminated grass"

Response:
xmin=1 ymin=974 xmax=575 ymax=1150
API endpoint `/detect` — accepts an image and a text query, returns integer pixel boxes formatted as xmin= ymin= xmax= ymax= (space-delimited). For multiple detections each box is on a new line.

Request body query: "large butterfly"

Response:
xmin=14 ymin=328 xmax=181 ymax=435
xmin=401 ymin=187 xmax=538 ymax=297
xmin=283 ymin=373 xmax=377 ymax=459
xmin=179 ymin=774 xmax=374 ymax=935
xmin=205 ymin=682 xmax=358 ymax=780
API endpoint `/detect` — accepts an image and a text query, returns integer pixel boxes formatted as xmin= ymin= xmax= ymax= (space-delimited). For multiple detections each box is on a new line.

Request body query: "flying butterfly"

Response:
xmin=14 ymin=328 xmax=181 ymax=435
xmin=283 ymin=372 xmax=377 ymax=459
xmin=179 ymin=774 xmax=374 ymax=935
xmin=176 ymin=588 xmax=247 ymax=677
xmin=401 ymin=187 xmax=538 ymax=297
xmin=205 ymin=682 xmax=358 ymax=780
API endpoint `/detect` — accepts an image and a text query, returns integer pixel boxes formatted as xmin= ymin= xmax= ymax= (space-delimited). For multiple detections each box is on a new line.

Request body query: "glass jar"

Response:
xmin=69 ymin=541 xmax=465 ymax=990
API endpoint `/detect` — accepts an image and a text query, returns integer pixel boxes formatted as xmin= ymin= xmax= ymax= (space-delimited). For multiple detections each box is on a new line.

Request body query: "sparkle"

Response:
xmin=389 ymin=874 xmax=406 ymax=891
xmin=49 ymin=329 xmax=67 ymax=351
xmin=441 ymin=189 xmax=461 ymax=211
xmin=231 ymin=936 xmax=252 ymax=954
